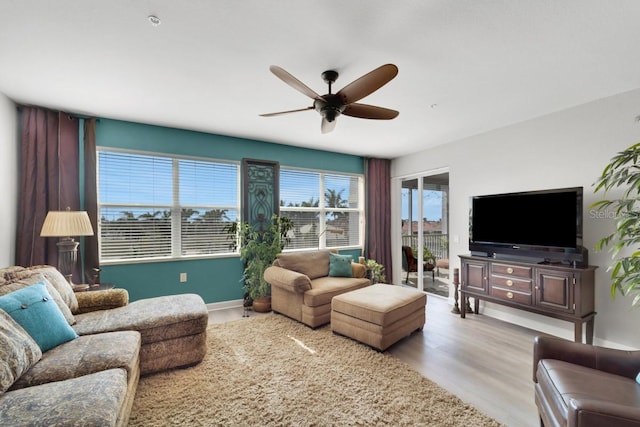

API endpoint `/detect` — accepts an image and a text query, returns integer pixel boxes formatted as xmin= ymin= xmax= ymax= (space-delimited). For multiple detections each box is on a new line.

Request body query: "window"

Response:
xmin=279 ymin=168 xmax=363 ymax=250
xmin=98 ymin=149 xmax=239 ymax=262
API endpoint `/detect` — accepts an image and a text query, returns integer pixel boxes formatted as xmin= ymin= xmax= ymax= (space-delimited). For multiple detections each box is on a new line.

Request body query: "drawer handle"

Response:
xmin=506 ymin=279 xmax=513 ymax=287
xmin=507 ymin=267 xmax=513 ymax=274
xmin=506 ymin=292 xmax=514 ymax=299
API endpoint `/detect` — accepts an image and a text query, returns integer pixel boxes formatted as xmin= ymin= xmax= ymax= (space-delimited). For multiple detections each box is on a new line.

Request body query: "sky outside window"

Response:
xmin=402 ymin=189 xmax=443 ymax=221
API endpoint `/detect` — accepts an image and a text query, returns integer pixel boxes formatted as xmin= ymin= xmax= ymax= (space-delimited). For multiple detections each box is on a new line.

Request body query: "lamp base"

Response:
xmin=72 ymin=283 xmax=90 ymax=292
xmin=57 ymin=237 xmax=79 ymax=285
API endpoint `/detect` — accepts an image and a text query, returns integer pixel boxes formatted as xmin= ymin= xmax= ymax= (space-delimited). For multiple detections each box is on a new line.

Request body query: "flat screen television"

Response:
xmin=469 ymin=186 xmax=587 ymax=265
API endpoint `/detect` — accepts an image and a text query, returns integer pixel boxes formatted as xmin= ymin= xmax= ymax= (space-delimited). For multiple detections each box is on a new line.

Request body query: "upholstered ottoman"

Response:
xmin=331 ymin=284 xmax=426 ymax=351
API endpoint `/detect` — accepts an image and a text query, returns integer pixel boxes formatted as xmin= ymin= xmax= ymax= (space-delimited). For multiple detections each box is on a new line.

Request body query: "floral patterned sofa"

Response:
xmin=0 ymin=265 xmax=209 ymax=426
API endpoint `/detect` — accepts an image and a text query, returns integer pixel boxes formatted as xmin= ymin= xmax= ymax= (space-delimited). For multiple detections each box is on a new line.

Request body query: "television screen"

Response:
xmin=469 ymin=187 xmax=583 ymax=258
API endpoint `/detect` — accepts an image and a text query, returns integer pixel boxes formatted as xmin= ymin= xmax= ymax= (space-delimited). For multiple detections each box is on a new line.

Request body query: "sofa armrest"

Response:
xmin=264 ymin=266 xmax=312 ymax=293
xmin=533 ymin=335 xmax=640 ymax=382
xmin=567 ymin=397 xmax=640 ymax=426
xmin=74 ymin=288 xmax=129 ymax=314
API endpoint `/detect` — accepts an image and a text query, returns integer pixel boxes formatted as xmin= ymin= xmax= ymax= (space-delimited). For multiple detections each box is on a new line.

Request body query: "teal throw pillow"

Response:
xmin=329 ymin=253 xmax=353 ymax=278
xmin=0 ymin=282 xmax=78 ymax=352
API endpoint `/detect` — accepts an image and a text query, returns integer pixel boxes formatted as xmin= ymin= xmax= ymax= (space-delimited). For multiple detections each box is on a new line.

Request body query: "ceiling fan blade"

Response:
xmin=260 ymin=106 xmax=314 ymax=117
xmin=337 ymin=64 xmax=398 ymax=104
xmin=321 ymin=117 xmax=337 ymax=134
xmin=269 ymin=65 xmax=323 ymax=100
xmin=343 ymin=103 xmax=399 ymax=120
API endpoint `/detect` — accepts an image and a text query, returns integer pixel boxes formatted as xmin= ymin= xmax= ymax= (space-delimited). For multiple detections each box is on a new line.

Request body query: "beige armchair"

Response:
xmin=264 ymin=250 xmax=371 ymax=328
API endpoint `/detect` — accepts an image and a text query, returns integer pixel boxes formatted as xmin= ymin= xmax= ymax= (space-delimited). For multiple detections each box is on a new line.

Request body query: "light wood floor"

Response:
xmin=208 ymin=294 xmax=540 ymax=427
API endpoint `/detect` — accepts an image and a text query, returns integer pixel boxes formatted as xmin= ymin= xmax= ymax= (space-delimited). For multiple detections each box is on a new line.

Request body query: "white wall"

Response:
xmin=0 ymin=93 xmax=17 ymax=267
xmin=392 ymin=88 xmax=640 ymax=349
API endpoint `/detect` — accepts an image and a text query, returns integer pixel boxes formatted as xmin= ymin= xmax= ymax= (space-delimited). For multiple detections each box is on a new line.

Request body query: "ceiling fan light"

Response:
xmin=324 ymin=109 xmax=339 ymax=122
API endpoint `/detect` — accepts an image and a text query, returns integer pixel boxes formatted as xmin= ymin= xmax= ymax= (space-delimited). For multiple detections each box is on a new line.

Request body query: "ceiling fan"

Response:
xmin=260 ymin=64 xmax=399 ymax=134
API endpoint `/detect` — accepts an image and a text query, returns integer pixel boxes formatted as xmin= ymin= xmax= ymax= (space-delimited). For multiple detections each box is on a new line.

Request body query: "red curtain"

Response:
xmin=15 ymin=107 xmax=80 ymax=279
xmin=365 ymin=158 xmax=392 ymax=280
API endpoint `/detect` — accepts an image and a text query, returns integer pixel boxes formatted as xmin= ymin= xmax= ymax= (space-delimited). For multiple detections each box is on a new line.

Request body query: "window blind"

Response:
xmin=98 ymin=150 xmax=239 ymax=262
xmin=280 ymin=168 xmax=363 ymax=250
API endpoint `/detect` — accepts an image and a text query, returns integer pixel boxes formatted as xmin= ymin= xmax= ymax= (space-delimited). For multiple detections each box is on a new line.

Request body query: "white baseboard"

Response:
xmin=478 ymin=303 xmax=635 ymax=350
xmin=206 ymin=299 xmax=243 ymax=312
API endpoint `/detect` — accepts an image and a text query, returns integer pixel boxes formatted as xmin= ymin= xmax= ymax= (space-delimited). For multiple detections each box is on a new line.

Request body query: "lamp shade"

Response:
xmin=40 ymin=210 xmax=94 ymax=237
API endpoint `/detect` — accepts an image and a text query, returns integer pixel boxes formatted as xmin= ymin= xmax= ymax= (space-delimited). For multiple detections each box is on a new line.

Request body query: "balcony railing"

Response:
xmin=401 ymin=233 xmax=448 ymax=261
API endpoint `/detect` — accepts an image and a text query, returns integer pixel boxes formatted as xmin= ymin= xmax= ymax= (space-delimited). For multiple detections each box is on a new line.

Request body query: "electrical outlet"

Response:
xmin=179 ymin=272 xmax=187 ymax=283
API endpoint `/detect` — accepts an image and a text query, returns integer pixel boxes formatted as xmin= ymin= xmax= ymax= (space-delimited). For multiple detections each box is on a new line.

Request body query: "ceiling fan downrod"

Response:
xmin=317 ymin=70 xmax=343 ymax=122
xmin=321 ymin=70 xmax=339 ymax=94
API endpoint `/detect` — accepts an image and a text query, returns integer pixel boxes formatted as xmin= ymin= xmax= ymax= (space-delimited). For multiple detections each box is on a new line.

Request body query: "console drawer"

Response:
xmin=490 ymin=276 xmax=532 ymax=293
xmin=491 ymin=263 xmax=532 ymax=279
xmin=490 ymin=287 xmax=532 ymax=305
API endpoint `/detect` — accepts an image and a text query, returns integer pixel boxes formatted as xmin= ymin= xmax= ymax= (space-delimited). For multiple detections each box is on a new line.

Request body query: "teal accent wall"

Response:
xmin=101 ymin=257 xmax=243 ymax=303
xmin=95 ymin=119 xmax=364 ymax=304
xmin=96 ymin=119 xmax=363 ymax=173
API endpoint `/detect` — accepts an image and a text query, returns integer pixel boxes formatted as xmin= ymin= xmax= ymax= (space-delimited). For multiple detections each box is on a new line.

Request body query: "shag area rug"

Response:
xmin=129 ymin=314 xmax=503 ymax=426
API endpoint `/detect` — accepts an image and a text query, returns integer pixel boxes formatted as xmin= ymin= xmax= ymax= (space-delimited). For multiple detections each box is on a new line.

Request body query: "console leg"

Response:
xmin=460 ymin=291 xmax=466 ymax=318
xmin=586 ymin=318 xmax=594 ymax=345
xmin=574 ymin=321 xmax=583 ymax=343
xmin=465 ymin=297 xmax=474 ymax=314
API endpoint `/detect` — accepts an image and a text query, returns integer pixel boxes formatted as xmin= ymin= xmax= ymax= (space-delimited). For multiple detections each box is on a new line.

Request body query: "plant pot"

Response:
xmin=252 ymin=296 xmax=272 ymax=313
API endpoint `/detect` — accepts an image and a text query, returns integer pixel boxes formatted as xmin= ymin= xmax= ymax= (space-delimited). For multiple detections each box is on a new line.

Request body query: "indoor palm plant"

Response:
xmin=228 ymin=214 xmax=293 ymax=312
xmin=592 ymin=142 xmax=640 ymax=307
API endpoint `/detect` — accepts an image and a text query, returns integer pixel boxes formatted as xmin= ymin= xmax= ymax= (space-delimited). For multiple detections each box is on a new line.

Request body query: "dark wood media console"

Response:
xmin=459 ymin=255 xmax=596 ymax=343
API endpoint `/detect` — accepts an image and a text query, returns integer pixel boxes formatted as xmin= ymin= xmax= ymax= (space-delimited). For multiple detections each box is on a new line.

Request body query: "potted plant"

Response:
xmin=364 ymin=259 xmax=386 ymax=284
xmin=592 ymin=142 xmax=640 ymax=307
xmin=227 ymin=214 xmax=293 ymax=312
xmin=412 ymin=246 xmax=436 ymax=271
xmin=422 ymin=247 xmax=436 ymax=271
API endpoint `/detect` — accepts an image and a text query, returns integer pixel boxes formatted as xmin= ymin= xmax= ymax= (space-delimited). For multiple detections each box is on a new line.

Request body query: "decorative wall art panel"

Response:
xmin=242 ymin=159 xmax=279 ymax=229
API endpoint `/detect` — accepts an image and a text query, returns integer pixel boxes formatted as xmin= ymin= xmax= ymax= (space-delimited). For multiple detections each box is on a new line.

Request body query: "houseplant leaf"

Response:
xmin=592 ymin=142 xmax=640 ymax=307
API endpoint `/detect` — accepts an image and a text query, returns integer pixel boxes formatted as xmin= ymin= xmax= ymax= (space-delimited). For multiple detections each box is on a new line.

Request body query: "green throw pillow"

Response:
xmin=0 ymin=282 xmax=78 ymax=352
xmin=329 ymin=253 xmax=353 ymax=278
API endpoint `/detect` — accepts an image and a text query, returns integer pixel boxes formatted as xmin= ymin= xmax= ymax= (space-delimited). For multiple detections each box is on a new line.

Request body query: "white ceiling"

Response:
xmin=1 ymin=1 xmax=640 ymax=159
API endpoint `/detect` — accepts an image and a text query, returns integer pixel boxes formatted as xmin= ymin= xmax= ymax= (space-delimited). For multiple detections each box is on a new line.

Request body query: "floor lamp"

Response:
xmin=40 ymin=208 xmax=94 ymax=291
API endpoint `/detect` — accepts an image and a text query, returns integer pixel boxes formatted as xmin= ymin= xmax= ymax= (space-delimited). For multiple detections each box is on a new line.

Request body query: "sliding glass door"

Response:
xmin=400 ymin=172 xmax=449 ymax=296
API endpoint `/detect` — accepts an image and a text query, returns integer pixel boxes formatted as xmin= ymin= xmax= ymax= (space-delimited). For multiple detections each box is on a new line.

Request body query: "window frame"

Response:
xmin=96 ymin=147 xmax=241 ymax=265
xmin=96 ymin=148 xmax=365 ymax=263
xmin=279 ymin=166 xmax=365 ymax=252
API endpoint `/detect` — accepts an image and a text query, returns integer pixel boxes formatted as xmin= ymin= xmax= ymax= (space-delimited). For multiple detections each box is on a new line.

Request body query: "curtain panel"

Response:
xmin=83 ymin=118 xmax=99 ymax=278
xmin=365 ymin=157 xmax=392 ymax=281
xmin=15 ymin=107 xmax=81 ymax=280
